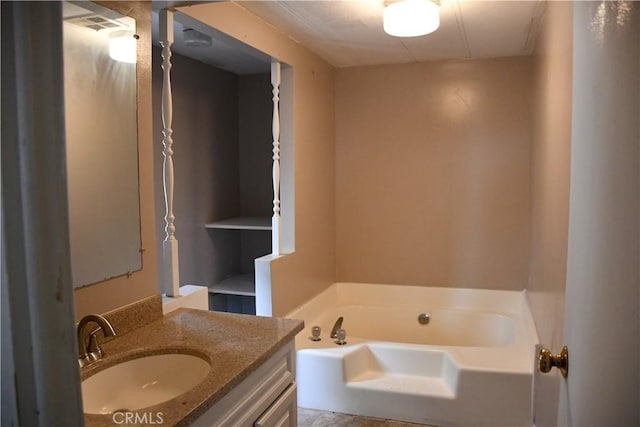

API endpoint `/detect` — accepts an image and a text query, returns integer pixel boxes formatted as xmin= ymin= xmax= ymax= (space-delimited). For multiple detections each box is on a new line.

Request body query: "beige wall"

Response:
xmin=335 ymin=58 xmax=532 ymax=290
xmin=180 ymin=2 xmax=336 ymax=316
xmin=528 ymin=0 xmax=573 ymax=349
xmin=73 ymin=1 xmax=158 ymax=319
xmin=527 ymin=2 xmax=573 ymax=425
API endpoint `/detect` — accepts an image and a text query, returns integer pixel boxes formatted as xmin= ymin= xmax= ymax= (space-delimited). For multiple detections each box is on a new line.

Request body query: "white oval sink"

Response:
xmin=82 ymin=353 xmax=211 ymax=414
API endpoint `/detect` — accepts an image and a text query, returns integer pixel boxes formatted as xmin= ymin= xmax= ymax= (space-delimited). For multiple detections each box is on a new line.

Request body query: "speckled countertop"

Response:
xmin=82 ymin=308 xmax=304 ymax=427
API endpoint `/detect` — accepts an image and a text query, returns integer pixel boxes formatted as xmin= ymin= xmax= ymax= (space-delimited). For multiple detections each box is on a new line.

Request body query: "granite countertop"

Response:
xmin=82 ymin=308 xmax=304 ymax=426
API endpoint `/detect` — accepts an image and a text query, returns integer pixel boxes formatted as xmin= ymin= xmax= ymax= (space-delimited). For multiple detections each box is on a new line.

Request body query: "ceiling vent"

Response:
xmin=65 ymin=14 xmax=128 ymax=32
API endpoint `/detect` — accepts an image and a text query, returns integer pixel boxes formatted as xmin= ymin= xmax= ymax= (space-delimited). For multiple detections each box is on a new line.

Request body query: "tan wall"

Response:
xmin=180 ymin=2 xmax=336 ymax=316
xmin=528 ymin=0 xmax=573 ymax=365
xmin=526 ymin=3 xmax=573 ymax=425
xmin=335 ymin=58 xmax=532 ymax=290
xmin=73 ymin=1 xmax=158 ymax=319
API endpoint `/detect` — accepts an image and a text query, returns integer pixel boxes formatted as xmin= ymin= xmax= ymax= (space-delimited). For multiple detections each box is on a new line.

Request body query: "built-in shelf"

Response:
xmin=208 ymin=274 xmax=255 ymax=297
xmin=205 ymin=216 xmax=271 ymax=231
xmin=205 ymin=216 xmax=269 ymax=303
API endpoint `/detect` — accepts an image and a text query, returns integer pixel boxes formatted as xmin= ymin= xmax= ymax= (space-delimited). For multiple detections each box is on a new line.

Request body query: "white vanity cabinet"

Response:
xmin=192 ymin=341 xmax=297 ymax=427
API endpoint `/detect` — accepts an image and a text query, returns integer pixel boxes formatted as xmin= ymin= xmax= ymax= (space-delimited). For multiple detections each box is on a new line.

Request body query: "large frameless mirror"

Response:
xmin=62 ymin=1 xmax=142 ymax=288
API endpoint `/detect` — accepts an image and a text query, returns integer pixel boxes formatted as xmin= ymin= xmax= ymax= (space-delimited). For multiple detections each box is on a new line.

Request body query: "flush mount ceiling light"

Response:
xmin=109 ymin=31 xmax=138 ymax=63
xmin=183 ymin=28 xmax=212 ymax=47
xmin=383 ymin=0 xmax=440 ymax=37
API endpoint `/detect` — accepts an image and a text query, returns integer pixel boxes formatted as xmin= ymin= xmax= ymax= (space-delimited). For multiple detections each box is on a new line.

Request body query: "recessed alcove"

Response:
xmin=151 ymin=11 xmax=291 ymax=314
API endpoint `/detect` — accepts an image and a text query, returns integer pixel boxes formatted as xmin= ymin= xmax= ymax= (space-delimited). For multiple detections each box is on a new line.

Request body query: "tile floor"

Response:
xmin=297 ymin=408 xmax=434 ymax=427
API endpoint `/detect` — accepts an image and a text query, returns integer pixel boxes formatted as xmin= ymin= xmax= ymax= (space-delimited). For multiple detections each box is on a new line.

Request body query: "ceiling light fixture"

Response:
xmin=183 ymin=28 xmax=212 ymax=47
xmin=383 ymin=0 xmax=440 ymax=37
xmin=108 ymin=31 xmax=138 ymax=63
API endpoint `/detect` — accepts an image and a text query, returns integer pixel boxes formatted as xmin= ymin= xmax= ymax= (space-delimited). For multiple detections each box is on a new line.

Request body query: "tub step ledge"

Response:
xmin=347 ymin=373 xmax=455 ymax=398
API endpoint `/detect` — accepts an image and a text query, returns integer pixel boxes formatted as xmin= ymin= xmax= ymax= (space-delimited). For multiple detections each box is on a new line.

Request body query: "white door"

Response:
xmin=540 ymin=2 xmax=639 ymax=426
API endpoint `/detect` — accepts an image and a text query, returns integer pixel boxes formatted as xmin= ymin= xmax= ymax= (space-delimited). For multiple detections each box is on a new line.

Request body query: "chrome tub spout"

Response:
xmin=330 ymin=316 xmax=343 ymax=339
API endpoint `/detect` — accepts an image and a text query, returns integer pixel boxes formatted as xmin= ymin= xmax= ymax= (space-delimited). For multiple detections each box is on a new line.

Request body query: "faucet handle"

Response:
xmin=335 ymin=329 xmax=347 ymax=345
xmin=83 ymin=333 xmax=103 ymax=364
xmin=310 ymin=326 xmax=322 ymax=341
xmin=86 ymin=331 xmax=102 ymax=355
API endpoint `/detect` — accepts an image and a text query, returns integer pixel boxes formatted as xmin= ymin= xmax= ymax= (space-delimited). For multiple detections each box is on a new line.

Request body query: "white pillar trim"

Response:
xmin=271 ymin=60 xmax=282 ymax=255
xmin=159 ymin=9 xmax=180 ymax=297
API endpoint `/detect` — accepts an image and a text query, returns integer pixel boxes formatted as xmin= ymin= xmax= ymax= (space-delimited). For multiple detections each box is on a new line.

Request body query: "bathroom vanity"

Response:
xmin=80 ymin=297 xmax=303 ymax=426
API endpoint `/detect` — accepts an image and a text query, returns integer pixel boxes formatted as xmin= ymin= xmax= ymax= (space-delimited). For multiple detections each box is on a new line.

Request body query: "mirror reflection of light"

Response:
xmin=109 ymin=32 xmax=137 ymax=63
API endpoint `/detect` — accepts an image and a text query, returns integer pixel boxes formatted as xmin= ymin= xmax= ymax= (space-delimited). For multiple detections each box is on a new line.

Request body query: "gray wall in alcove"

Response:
xmin=152 ymin=47 xmax=240 ymax=287
xmin=239 ymin=73 xmax=273 ymax=218
xmin=152 ymin=49 xmax=272 ymax=288
xmin=239 ymin=73 xmax=272 ymax=273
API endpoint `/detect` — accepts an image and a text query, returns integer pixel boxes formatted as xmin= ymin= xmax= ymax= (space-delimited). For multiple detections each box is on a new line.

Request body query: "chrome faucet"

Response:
xmin=77 ymin=314 xmax=116 ymax=368
xmin=330 ymin=316 xmax=344 ymax=339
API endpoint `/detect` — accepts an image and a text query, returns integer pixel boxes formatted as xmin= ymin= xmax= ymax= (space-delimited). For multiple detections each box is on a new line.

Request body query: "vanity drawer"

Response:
xmin=254 ymin=383 xmax=297 ymax=427
xmin=192 ymin=341 xmax=295 ymax=427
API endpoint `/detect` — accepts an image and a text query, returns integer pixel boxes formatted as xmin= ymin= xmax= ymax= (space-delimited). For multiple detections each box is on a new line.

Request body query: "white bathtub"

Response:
xmin=287 ymin=283 xmax=538 ymax=426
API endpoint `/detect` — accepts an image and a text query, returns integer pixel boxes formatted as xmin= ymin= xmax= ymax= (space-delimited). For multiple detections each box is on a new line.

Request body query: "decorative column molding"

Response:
xmin=159 ymin=9 xmax=180 ymax=297
xmin=271 ymin=60 xmax=282 ymax=255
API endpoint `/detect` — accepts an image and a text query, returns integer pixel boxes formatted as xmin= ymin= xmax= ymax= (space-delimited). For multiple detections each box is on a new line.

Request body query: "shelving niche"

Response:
xmin=206 ymin=217 xmax=271 ymax=301
xmin=206 ymin=71 xmax=274 ymax=315
xmin=159 ymin=13 xmax=281 ymax=315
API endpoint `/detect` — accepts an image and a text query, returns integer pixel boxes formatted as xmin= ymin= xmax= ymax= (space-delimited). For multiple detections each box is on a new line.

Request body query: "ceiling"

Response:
xmin=238 ymin=0 xmax=546 ymax=67
xmin=151 ymin=0 xmax=546 ymax=73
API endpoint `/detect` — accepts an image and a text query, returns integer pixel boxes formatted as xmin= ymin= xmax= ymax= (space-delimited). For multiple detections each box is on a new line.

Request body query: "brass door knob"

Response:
xmin=538 ymin=345 xmax=569 ymax=378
